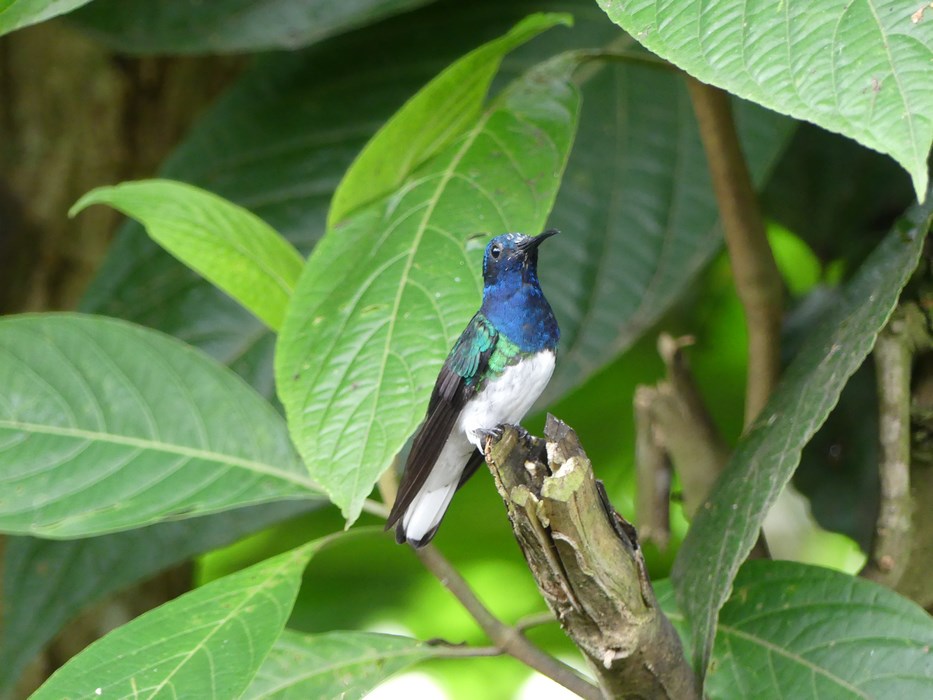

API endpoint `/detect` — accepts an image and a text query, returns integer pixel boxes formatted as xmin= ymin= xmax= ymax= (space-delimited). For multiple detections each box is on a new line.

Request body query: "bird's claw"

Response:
xmin=477 ymin=424 xmax=533 ymax=446
xmin=476 ymin=425 xmax=505 ymax=444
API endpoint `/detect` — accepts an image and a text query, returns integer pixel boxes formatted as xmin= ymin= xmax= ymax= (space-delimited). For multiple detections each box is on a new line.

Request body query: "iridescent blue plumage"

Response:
xmin=386 ymin=230 xmax=560 ymax=546
xmin=480 ymin=233 xmax=560 ymax=354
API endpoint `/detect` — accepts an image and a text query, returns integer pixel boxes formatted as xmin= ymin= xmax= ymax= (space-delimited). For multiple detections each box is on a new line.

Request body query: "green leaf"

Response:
xmin=243 ymin=630 xmax=433 ymax=699
xmin=595 ymin=0 xmax=933 ymax=201
xmin=329 ymin=12 xmax=571 ymax=225
xmin=29 ymin=541 xmax=319 ymax=700
xmin=0 ymin=313 xmax=318 ymax=538
xmin=710 ymin=562 xmax=933 ymax=697
xmin=542 ymin=60 xmax=793 ymax=400
xmin=69 ymin=0 xmax=436 ymax=54
xmin=0 ymin=0 xmax=94 ymax=37
xmin=658 ymin=561 xmax=933 ymax=697
xmin=672 ymin=195 xmax=933 ymax=683
xmin=275 ymin=55 xmax=580 ymax=522
xmin=71 ymin=180 xmax=303 ymax=332
xmin=0 ymin=501 xmax=319 ymax=695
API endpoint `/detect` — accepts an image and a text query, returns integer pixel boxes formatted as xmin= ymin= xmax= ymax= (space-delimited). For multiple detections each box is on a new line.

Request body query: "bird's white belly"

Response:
xmin=459 ymin=350 xmax=556 ymax=449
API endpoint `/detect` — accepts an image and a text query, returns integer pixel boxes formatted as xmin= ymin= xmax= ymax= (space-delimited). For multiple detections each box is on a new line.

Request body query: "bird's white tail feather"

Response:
xmin=401 ymin=482 xmax=458 ymax=545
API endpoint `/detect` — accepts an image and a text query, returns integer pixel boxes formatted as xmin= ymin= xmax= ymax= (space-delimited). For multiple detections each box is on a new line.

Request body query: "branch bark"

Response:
xmin=861 ymin=300 xmax=933 ymax=594
xmin=860 ymin=304 xmax=921 ymax=584
xmin=686 ymin=78 xmax=783 ymax=428
xmin=901 ymin=353 xmax=933 ymax=609
xmin=484 ymin=417 xmax=698 ymax=699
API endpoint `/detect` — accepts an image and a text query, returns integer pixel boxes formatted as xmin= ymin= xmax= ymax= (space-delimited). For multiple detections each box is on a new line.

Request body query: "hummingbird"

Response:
xmin=386 ymin=230 xmax=560 ymax=547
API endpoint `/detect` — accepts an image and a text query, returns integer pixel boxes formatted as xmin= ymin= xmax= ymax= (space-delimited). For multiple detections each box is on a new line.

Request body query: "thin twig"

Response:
xmin=515 ymin=610 xmax=558 ymax=633
xmin=641 ymin=335 xmax=732 ymax=520
xmin=686 ymin=78 xmax=784 ymax=428
xmin=415 ymin=545 xmax=602 ymax=700
xmin=573 ymin=47 xmax=678 ymax=73
xmin=425 ymin=643 xmax=503 ymax=658
xmin=376 ymin=455 xmax=399 ymax=509
xmin=361 ymin=497 xmax=389 ymax=518
xmin=861 ymin=304 xmax=923 ymax=584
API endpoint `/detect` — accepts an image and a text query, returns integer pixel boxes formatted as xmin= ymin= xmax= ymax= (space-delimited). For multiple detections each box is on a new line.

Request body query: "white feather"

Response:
xmin=460 ymin=350 xmax=556 ymax=447
xmin=400 ymin=351 xmax=556 ymax=543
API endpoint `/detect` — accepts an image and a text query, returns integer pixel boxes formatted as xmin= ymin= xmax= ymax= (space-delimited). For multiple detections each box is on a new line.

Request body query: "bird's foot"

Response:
xmin=476 ymin=425 xmax=505 ymax=444
xmin=477 ymin=423 xmax=532 ymax=446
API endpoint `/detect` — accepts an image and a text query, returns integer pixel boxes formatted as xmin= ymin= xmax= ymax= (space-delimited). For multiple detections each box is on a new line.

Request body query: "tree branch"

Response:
xmin=636 ymin=335 xmax=732 ymax=525
xmin=634 ymin=386 xmax=673 ymax=548
xmin=484 ymin=417 xmax=699 ymax=699
xmin=415 ymin=545 xmax=602 ymax=700
xmin=425 ymin=643 xmax=503 ymax=658
xmin=686 ymin=78 xmax=783 ymax=427
xmin=515 ymin=610 xmax=558 ymax=633
xmin=861 ymin=303 xmax=927 ymax=584
xmin=899 ymin=351 xmax=933 ymax=608
xmin=635 ymin=335 xmax=771 ymax=559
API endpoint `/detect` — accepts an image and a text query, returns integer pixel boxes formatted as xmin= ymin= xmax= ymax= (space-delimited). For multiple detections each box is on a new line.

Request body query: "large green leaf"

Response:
xmin=595 ymin=0 xmax=933 ymax=201
xmin=243 ymin=630 xmax=433 ymax=699
xmin=29 ymin=542 xmax=319 ymax=700
xmin=0 ymin=313 xmax=318 ymax=538
xmin=72 ymin=180 xmax=303 ymax=331
xmin=657 ymin=561 xmax=933 ymax=697
xmin=275 ymin=55 xmax=581 ymax=522
xmin=69 ymin=0 xmax=435 ymax=53
xmin=329 ymin=12 xmax=570 ymax=225
xmin=672 ymin=195 xmax=933 ymax=682
xmin=0 ymin=0 xmax=94 ymax=37
xmin=0 ymin=501 xmax=318 ymax=695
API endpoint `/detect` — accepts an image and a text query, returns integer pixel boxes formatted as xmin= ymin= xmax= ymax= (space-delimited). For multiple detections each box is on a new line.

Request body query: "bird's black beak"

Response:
xmin=521 ymin=228 xmax=559 ymax=252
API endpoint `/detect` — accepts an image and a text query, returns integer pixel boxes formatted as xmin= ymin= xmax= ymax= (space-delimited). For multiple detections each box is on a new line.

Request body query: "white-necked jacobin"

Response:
xmin=386 ymin=230 xmax=560 ymax=547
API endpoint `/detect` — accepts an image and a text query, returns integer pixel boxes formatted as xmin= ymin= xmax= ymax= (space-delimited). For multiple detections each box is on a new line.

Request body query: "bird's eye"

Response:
xmin=490 ymin=245 xmax=501 ymax=259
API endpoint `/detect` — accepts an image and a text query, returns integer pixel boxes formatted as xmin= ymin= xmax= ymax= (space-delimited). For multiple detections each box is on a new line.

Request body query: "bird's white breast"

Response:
xmin=459 ymin=350 xmax=556 ymax=449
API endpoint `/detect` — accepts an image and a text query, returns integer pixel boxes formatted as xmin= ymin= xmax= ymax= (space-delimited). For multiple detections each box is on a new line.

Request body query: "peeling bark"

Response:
xmin=484 ymin=417 xmax=698 ymax=699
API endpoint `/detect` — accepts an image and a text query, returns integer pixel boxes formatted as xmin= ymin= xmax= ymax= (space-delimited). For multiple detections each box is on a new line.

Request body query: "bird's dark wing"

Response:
xmin=385 ymin=313 xmax=497 ymax=529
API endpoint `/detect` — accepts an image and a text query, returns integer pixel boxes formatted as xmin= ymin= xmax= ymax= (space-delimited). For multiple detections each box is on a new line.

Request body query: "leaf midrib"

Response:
xmin=0 ymin=419 xmax=318 ymax=492
xmin=144 ymin=548 xmax=306 ymax=699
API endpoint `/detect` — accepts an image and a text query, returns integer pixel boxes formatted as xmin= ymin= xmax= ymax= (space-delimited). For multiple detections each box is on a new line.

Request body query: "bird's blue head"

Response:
xmin=479 ymin=230 xmax=560 ymax=352
xmin=482 ymin=229 xmax=558 ymax=290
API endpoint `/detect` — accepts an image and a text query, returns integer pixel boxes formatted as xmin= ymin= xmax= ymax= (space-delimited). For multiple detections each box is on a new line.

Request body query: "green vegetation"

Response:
xmin=1 ymin=1 xmax=931 ymax=698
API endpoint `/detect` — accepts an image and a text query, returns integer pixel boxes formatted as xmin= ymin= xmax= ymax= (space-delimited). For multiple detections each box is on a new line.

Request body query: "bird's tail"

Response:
xmin=394 ymin=482 xmax=458 ymax=548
